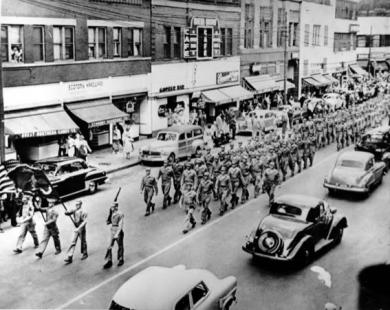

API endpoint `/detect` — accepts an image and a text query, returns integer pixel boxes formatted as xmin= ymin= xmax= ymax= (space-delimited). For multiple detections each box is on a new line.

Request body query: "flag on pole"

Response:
xmin=0 ymin=164 xmax=16 ymax=194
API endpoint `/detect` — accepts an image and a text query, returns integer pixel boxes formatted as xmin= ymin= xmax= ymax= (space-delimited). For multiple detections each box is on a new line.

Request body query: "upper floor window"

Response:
xmin=53 ymin=26 xmax=74 ymax=61
xmin=220 ymin=27 xmax=233 ymax=56
xmin=312 ymin=25 xmax=321 ymax=46
xmin=197 ymin=27 xmax=213 ymax=58
xmin=1 ymin=25 xmax=24 ymax=63
xmin=88 ymin=27 xmax=106 ymax=59
xmin=173 ymin=27 xmax=181 ymax=58
xmin=32 ymin=26 xmax=45 ymax=62
xmin=127 ymin=28 xmax=143 ymax=57
xmin=324 ymin=25 xmax=329 ymax=46
xmin=334 ymin=32 xmax=354 ymax=52
xmin=244 ymin=3 xmax=254 ymax=48
xmin=335 ymin=0 xmax=357 ymax=20
xmin=357 ymin=35 xmax=366 ymax=47
xmin=289 ymin=22 xmax=299 ymax=47
xmin=277 ymin=8 xmax=286 ymax=47
xmin=163 ymin=26 xmax=171 ymax=58
xmin=260 ymin=7 xmax=272 ymax=48
xmin=304 ymin=24 xmax=310 ymax=47
xmin=113 ymin=27 xmax=121 ymax=57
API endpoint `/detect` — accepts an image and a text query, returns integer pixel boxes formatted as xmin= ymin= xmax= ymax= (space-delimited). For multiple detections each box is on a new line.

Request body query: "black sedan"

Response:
xmin=242 ymin=194 xmax=347 ymax=266
xmin=33 ymin=157 xmax=107 ymax=199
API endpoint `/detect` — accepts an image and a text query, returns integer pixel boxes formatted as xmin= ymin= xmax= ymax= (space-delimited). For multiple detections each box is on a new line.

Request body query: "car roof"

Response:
xmin=112 ymin=266 xmax=218 ymax=309
xmin=274 ymin=194 xmax=323 ymax=209
xmin=337 ymin=151 xmax=373 ymax=163
xmin=35 ymin=157 xmax=82 ymax=165
xmin=364 ymin=126 xmax=390 ymax=136
xmin=158 ymin=125 xmax=203 ymax=134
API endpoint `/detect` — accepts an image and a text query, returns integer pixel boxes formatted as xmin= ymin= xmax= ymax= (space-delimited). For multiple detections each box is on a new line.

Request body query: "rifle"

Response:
xmin=60 ymin=199 xmax=77 ymax=227
xmin=107 ymin=187 xmax=121 ymax=225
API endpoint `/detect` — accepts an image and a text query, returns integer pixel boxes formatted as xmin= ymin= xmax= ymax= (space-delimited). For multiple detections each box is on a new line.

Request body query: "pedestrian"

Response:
xmin=58 ymin=137 xmax=67 ymax=157
xmin=103 ymin=201 xmax=124 ymax=268
xmin=78 ymin=136 xmax=92 ymax=162
xmin=262 ymin=161 xmax=280 ymax=205
xmin=112 ymin=125 xmax=121 ymax=154
xmin=13 ymin=194 xmax=39 ymax=253
xmin=122 ymin=127 xmax=134 ymax=160
xmin=140 ymin=168 xmax=158 ymax=216
xmin=64 ymin=201 xmax=88 ymax=264
xmin=157 ymin=160 xmax=173 ymax=209
xmin=35 ymin=198 xmax=61 ymax=258
xmin=67 ymin=134 xmax=76 ymax=157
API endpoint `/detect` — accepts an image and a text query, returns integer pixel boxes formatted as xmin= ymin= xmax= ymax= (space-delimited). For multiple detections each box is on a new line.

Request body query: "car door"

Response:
xmin=178 ymin=133 xmax=187 ymax=158
xmin=69 ymin=161 xmax=88 ymax=192
xmin=306 ymin=206 xmax=322 ymax=243
xmin=371 ymin=158 xmax=384 ymax=182
xmin=186 ymin=130 xmax=193 ymax=155
xmin=55 ymin=164 xmax=74 ymax=196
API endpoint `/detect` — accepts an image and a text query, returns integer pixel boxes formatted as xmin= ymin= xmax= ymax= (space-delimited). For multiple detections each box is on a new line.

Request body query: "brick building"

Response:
xmin=1 ymin=0 xmax=151 ymax=161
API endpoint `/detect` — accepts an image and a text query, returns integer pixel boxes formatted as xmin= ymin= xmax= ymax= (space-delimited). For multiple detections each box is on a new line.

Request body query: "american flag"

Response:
xmin=0 ymin=164 xmax=16 ymax=194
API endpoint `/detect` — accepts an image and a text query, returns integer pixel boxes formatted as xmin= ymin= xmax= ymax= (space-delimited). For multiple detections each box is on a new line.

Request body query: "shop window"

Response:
xmin=53 ymin=26 xmax=74 ymax=61
xmin=312 ymin=25 xmax=321 ymax=46
xmin=113 ymin=27 xmax=121 ymax=57
xmin=88 ymin=27 xmax=106 ymax=59
xmin=173 ymin=27 xmax=181 ymax=58
xmin=32 ymin=26 xmax=45 ymax=62
xmin=197 ymin=27 xmax=212 ymax=58
xmin=1 ymin=25 xmax=24 ymax=63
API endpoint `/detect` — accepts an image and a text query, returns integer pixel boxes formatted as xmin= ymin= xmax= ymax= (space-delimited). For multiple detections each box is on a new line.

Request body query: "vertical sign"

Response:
xmin=213 ymin=29 xmax=221 ymax=57
xmin=183 ymin=28 xmax=197 ymax=59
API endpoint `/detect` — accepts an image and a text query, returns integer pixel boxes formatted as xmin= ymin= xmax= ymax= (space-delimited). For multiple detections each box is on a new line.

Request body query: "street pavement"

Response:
xmin=1 ymin=140 xmax=389 ymax=309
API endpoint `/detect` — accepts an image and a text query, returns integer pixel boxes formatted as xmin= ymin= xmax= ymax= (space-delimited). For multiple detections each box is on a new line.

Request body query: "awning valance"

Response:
xmin=349 ymin=64 xmax=369 ymax=76
xmin=311 ymin=74 xmax=331 ymax=86
xmin=275 ymin=80 xmax=295 ymax=90
xmin=219 ymin=85 xmax=253 ymax=101
xmin=5 ymin=106 xmax=79 ymax=138
xmin=243 ymin=75 xmax=280 ymax=94
xmin=323 ymin=74 xmax=339 ymax=84
xmin=302 ymin=77 xmax=324 ymax=88
xmin=65 ymin=99 xmax=129 ymax=128
xmin=202 ymin=89 xmax=233 ymax=106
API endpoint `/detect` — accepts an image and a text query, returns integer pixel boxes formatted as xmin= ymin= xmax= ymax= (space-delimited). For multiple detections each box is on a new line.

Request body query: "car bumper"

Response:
xmin=242 ymin=244 xmax=296 ymax=262
xmin=323 ymin=182 xmax=368 ymax=193
xmin=139 ymin=154 xmax=169 ymax=162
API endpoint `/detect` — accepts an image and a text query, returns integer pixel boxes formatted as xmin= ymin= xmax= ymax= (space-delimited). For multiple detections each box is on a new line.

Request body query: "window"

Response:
xmin=175 ymin=294 xmax=190 ymax=310
xmin=163 ymin=26 xmax=171 ymax=58
xmin=179 ymin=133 xmax=185 ymax=141
xmin=324 ymin=25 xmax=329 ymax=46
xmin=304 ymin=24 xmax=310 ymax=47
xmin=304 ymin=59 xmax=309 ymax=76
xmin=335 ymin=0 xmax=357 ymax=20
xmin=53 ymin=26 xmax=74 ymax=60
xmin=197 ymin=27 xmax=212 ymax=58
xmin=334 ymin=32 xmax=354 ymax=52
xmin=380 ymin=35 xmax=390 ymax=47
xmin=191 ymin=282 xmax=209 ymax=305
xmin=31 ymin=26 xmax=45 ymax=62
xmin=244 ymin=3 xmax=254 ymax=48
xmin=113 ymin=27 xmax=121 ymax=57
xmin=372 ymin=35 xmax=380 ymax=47
xmin=88 ymin=27 xmax=106 ymax=58
xmin=1 ymin=25 xmax=24 ymax=63
xmin=133 ymin=28 xmax=142 ymax=56
xmin=220 ymin=28 xmax=232 ymax=56
xmin=277 ymin=8 xmax=286 ymax=47
xmin=260 ymin=7 xmax=272 ymax=48
xmin=220 ymin=28 xmax=226 ymax=55
xmin=193 ymin=129 xmax=203 ymax=137
xmin=289 ymin=23 xmax=298 ymax=47
xmin=312 ymin=25 xmax=321 ymax=46
xmin=186 ymin=131 xmax=193 ymax=139
xmin=173 ymin=27 xmax=181 ymax=58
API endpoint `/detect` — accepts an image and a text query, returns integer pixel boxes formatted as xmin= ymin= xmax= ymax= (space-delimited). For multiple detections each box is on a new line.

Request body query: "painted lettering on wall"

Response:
xmin=159 ymin=85 xmax=185 ymax=93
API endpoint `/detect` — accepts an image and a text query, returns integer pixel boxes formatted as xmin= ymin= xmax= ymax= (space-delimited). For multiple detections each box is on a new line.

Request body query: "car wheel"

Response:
xmin=168 ymin=153 xmax=176 ymax=163
xmin=88 ymin=181 xmax=97 ymax=194
xmin=333 ymin=226 xmax=344 ymax=245
xmin=296 ymin=243 xmax=313 ymax=267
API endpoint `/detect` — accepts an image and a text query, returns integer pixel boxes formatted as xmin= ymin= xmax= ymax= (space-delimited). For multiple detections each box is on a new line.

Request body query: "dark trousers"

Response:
xmin=173 ymin=179 xmax=181 ymax=203
xmin=105 ymin=230 xmax=124 ymax=263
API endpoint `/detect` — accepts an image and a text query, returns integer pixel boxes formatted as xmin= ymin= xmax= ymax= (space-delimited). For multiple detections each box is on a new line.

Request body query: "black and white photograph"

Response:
xmin=1 ymin=0 xmax=390 ymax=309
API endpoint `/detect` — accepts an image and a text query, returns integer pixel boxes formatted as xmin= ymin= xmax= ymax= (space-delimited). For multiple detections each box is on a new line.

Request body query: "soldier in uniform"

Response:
xmin=251 ymin=154 xmax=263 ymax=198
xmin=35 ymin=198 xmax=61 ymax=258
xmin=181 ymin=183 xmax=198 ymax=234
xmin=197 ymin=172 xmax=214 ymax=224
xmin=289 ymin=140 xmax=298 ymax=177
xmin=157 ymin=160 xmax=173 ymax=209
xmin=103 ymin=202 xmax=124 ymax=268
xmin=228 ymin=159 xmax=243 ymax=208
xmin=13 ymin=195 xmax=39 ymax=254
xmin=215 ymin=166 xmax=231 ymax=216
xmin=280 ymin=142 xmax=290 ymax=182
xmin=296 ymin=138 xmax=305 ymax=173
xmin=64 ymin=201 xmax=88 ymax=264
xmin=309 ymin=134 xmax=317 ymax=167
xmin=335 ymin=120 xmax=343 ymax=151
xmin=140 ymin=168 xmax=158 ymax=216
xmin=240 ymin=157 xmax=252 ymax=203
xmin=181 ymin=162 xmax=198 ymax=191
xmin=262 ymin=161 xmax=280 ymax=205
xmin=172 ymin=158 xmax=184 ymax=204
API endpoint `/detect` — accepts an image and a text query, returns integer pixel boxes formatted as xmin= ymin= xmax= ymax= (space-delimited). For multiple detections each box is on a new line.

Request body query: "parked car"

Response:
xmin=324 ymin=151 xmax=385 ymax=195
xmin=322 ymin=93 xmax=345 ymax=111
xmin=109 ymin=265 xmax=238 ymax=310
xmin=33 ymin=157 xmax=107 ymax=198
xmin=355 ymin=126 xmax=390 ymax=168
xmin=139 ymin=125 xmax=205 ymax=163
xmin=242 ymin=194 xmax=347 ymax=265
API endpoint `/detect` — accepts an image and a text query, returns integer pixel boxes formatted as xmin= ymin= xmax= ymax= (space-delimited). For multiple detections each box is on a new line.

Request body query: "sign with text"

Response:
xmin=184 ymin=28 xmax=197 ymax=59
xmin=216 ymin=71 xmax=239 ymax=85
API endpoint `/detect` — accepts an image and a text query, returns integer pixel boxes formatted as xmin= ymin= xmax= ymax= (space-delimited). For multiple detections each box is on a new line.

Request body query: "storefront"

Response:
xmin=301 ymin=73 xmax=333 ymax=95
xmin=144 ymin=57 xmax=242 ymax=135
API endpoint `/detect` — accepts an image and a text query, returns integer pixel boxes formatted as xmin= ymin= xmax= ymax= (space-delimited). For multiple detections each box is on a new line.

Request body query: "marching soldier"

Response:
xmin=309 ymin=134 xmax=317 ymax=167
xmin=251 ymin=154 xmax=263 ymax=198
xmin=64 ymin=201 xmax=88 ymax=264
xmin=181 ymin=162 xmax=198 ymax=190
xmin=158 ymin=160 xmax=173 ymax=209
xmin=228 ymin=159 xmax=243 ymax=208
xmin=289 ymin=140 xmax=298 ymax=177
xmin=197 ymin=172 xmax=214 ymax=224
xmin=302 ymin=137 xmax=311 ymax=170
xmin=240 ymin=157 xmax=252 ymax=203
xmin=13 ymin=194 xmax=39 ymax=254
xmin=35 ymin=198 xmax=61 ymax=259
xmin=296 ymin=138 xmax=305 ymax=173
xmin=215 ymin=166 xmax=231 ymax=216
xmin=280 ymin=142 xmax=290 ymax=182
xmin=140 ymin=168 xmax=158 ymax=217
xmin=172 ymin=158 xmax=184 ymax=204
xmin=262 ymin=161 xmax=280 ymax=205
xmin=335 ymin=120 xmax=343 ymax=151
xmin=103 ymin=201 xmax=124 ymax=268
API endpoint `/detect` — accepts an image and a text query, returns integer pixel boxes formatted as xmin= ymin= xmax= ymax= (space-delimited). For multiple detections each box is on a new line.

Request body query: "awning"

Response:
xmin=349 ymin=64 xmax=369 ymax=76
xmin=5 ymin=106 xmax=79 ymax=138
xmin=202 ymin=89 xmax=232 ymax=105
xmin=219 ymin=85 xmax=253 ymax=101
xmin=65 ymin=99 xmax=129 ymax=128
xmin=376 ymin=60 xmax=389 ymax=72
xmin=302 ymin=77 xmax=324 ymax=88
xmin=311 ymin=74 xmax=331 ymax=86
xmin=323 ymin=74 xmax=339 ymax=84
xmin=243 ymin=75 xmax=281 ymax=94
xmin=275 ymin=80 xmax=295 ymax=90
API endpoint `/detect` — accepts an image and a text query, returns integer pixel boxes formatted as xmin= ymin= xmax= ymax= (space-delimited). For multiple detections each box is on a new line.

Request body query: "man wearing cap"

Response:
xmin=103 ymin=201 xmax=124 ymax=268
xmin=228 ymin=159 xmax=243 ymax=208
xmin=157 ymin=160 xmax=173 ymax=209
xmin=35 ymin=198 xmax=61 ymax=258
xmin=181 ymin=162 xmax=198 ymax=190
xmin=172 ymin=158 xmax=184 ymax=204
xmin=197 ymin=172 xmax=213 ymax=224
xmin=140 ymin=168 xmax=158 ymax=216
xmin=13 ymin=194 xmax=39 ymax=253
xmin=262 ymin=161 xmax=280 ymax=205
xmin=215 ymin=166 xmax=231 ymax=216
xmin=64 ymin=201 xmax=88 ymax=264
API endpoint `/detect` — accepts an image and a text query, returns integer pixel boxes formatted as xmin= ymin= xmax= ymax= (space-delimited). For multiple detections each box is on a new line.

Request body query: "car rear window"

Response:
xmin=109 ymin=300 xmax=131 ymax=310
xmin=270 ymin=203 xmax=302 ymax=218
xmin=35 ymin=163 xmax=57 ymax=175
xmin=363 ymin=134 xmax=383 ymax=143
xmin=337 ymin=159 xmax=364 ymax=169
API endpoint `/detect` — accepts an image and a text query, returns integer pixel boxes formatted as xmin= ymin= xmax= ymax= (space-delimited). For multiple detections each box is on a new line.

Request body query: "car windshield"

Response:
xmin=35 ymin=163 xmax=57 ymax=176
xmin=362 ymin=134 xmax=383 ymax=144
xmin=157 ymin=132 xmax=177 ymax=141
xmin=337 ymin=159 xmax=364 ymax=169
xmin=270 ymin=203 xmax=303 ymax=218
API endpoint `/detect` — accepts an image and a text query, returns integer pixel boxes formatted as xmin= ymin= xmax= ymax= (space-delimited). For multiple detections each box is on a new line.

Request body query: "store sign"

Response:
xmin=159 ymin=85 xmax=185 ymax=93
xmin=251 ymin=64 xmax=263 ymax=74
xmin=192 ymin=17 xmax=218 ymax=27
xmin=65 ymin=79 xmax=105 ymax=92
xmin=126 ymin=101 xmax=135 ymax=113
xmin=184 ymin=28 xmax=197 ymax=59
xmin=349 ymin=24 xmax=360 ymax=33
xmin=21 ymin=128 xmax=77 ymax=138
xmin=216 ymin=71 xmax=239 ymax=85
xmin=291 ymin=52 xmax=299 ymax=59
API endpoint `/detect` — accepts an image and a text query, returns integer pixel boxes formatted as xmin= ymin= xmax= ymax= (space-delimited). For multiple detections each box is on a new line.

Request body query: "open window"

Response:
xmin=191 ymin=282 xmax=209 ymax=306
xmin=175 ymin=294 xmax=191 ymax=310
xmin=179 ymin=133 xmax=186 ymax=141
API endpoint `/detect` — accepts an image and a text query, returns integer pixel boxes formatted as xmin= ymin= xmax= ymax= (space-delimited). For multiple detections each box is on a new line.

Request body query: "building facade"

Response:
xmin=1 ymin=0 xmax=152 ymax=161
xmin=239 ymin=0 xmax=301 ymax=101
xmin=356 ymin=14 xmax=390 ymax=75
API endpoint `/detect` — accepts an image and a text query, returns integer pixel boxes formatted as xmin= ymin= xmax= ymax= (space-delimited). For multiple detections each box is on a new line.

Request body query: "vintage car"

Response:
xmin=324 ymin=151 xmax=385 ymax=195
xmin=242 ymin=194 xmax=347 ymax=265
xmin=322 ymin=93 xmax=345 ymax=111
xmin=33 ymin=157 xmax=107 ymax=198
xmin=139 ymin=125 xmax=205 ymax=163
xmin=109 ymin=265 xmax=238 ymax=310
xmin=355 ymin=126 xmax=390 ymax=167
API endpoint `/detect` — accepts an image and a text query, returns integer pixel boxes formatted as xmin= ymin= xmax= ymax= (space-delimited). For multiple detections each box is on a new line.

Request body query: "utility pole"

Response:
xmin=367 ymin=25 xmax=373 ymax=77
xmin=283 ymin=4 xmax=288 ymax=105
xmin=0 ymin=52 xmax=5 ymax=163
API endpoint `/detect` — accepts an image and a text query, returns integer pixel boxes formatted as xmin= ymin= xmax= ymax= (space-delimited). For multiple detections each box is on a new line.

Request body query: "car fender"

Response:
xmin=287 ymin=235 xmax=313 ymax=258
xmin=328 ymin=216 xmax=348 ymax=239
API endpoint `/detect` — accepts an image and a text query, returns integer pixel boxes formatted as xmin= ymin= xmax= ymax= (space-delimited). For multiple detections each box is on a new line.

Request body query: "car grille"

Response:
xmin=142 ymin=150 xmax=161 ymax=156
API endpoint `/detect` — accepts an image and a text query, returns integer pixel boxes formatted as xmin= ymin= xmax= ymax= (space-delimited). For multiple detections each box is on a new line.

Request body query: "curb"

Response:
xmin=103 ymin=159 xmax=142 ymax=175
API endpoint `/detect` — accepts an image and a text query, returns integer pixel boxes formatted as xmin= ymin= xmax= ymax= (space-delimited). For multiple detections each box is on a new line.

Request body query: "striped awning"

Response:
xmin=243 ymin=75 xmax=281 ymax=94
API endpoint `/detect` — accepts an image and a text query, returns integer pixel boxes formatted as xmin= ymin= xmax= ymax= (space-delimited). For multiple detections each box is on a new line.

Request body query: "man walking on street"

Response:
xmin=13 ymin=194 xmax=39 ymax=253
xmin=172 ymin=158 xmax=184 ymax=204
xmin=103 ymin=202 xmax=124 ymax=269
xmin=64 ymin=201 xmax=88 ymax=264
xmin=35 ymin=198 xmax=61 ymax=258
xmin=140 ymin=168 xmax=158 ymax=216
xmin=180 ymin=183 xmax=198 ymax=233
xmin=157 ymin=160 xmax=173 ymax=209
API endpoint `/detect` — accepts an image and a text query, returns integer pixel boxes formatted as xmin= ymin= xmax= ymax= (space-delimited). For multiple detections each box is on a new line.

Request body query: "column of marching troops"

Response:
xmin=141 ymin=98 xmax=387 ymax=234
